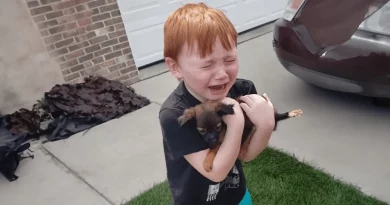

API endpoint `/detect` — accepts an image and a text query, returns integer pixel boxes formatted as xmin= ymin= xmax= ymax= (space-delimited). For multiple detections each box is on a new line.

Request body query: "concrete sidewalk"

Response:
xmin=1 ymin=31 xmax=390 ymax=205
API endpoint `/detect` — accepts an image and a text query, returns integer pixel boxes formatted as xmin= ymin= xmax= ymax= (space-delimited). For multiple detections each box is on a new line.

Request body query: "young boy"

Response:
xmin=159 ymin=3 xmax=275 ymax=205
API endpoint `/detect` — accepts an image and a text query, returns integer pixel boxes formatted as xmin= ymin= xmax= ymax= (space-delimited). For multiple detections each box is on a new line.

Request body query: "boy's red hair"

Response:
xmin=163 ymin=3 xmax=238 ymax=61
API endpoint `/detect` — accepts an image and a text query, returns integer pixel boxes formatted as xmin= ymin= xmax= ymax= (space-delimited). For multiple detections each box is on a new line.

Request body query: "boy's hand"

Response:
xmin=239 ymin=93 xmax=275 ymax=129
xmin=221 ymin=97 xmax=244 ymax=127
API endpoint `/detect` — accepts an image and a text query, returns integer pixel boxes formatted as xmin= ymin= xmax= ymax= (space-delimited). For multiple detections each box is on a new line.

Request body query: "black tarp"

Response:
xmin=0 ymin=76 xmax=151 ymax=181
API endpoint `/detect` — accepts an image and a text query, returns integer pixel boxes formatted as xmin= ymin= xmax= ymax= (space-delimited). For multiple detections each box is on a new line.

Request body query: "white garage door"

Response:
xmin=118 ymin=0 xmax=288 ymax=68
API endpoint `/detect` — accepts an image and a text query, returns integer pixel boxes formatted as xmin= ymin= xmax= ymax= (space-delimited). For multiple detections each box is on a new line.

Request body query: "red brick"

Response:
xmin=92 ymin=8 xmax=99 ymax=15
xmin=62 ymin=69 xmax=71 ymax=76
xmin=65 ymin=49 xmax=85 ymax=60
xmin=89 ymin=35 xmax=108 ymax=45
xmin=63 ymin=30 xmax=79 ymax=39
xmin=30 ymin=5 xmax=53 ymax=16
xmin=86 ymin=22 xmax=104 ymax=31
xmin=56 ymin=56 xmax=66 ymax=62
xmin=70 ymin=64 xmax=85 ymax=72
xmin=85 ymin=44 xmax=101 ymax=53
xmin=76 ymin=4 xmax=87 ymax=11
xmin=108 ymin=29 xmax=125 ymax=39
xmin=122 ymin=47 xmax=130 ymax=54
xmin=100 ymin=59 xmax=115 ymax=68
xmin=105 ymin=70 xmax=120 ymax=80
xmin=40 ymin=0 xmax=60 ymax=4
xmin=129 ymin=70 xmax=138 ymax=78
xmin=40 ymin=30 xmax=50 ymax=37
xmin=77 ymin=18 xmax=93 ymax=27
xmin=49 ymin=47 xmax=68 ymax=57
xmin=55 ymin=38 xmax=75 ymax=48
xmin=64 ymin=72 xmax=81 ymax=82
xmin=74 ymin=10 xmax=94 ymax=19
xmin=118 ymin=74 xmax=130 ymax=81
xmin=44 ymin=33 xmax=62 ymax=44
xmin=114 ymin=23 xmax=124 ymax=30
xmin=110 ymin=10 xmax=120 ymax=17
xmin=119 ymin=35 xmax=127 ymax=43
xmin=46 ymin=44 xmax=55 ymax=51
xmin=126 ymin=59 xmax=135 ymax=67
xmin=91 ymin=56 xmax=104 ymax=64
xmin=63 ymin=7 xmax=76 ymax=15
xmin=54 ymin=0 xmax=86 ymax=10
xmin=100 ymin=38 xmax=118 ymax=48
xmin=60 ymin=59 xmax=78 ymax=69
xmin=114 ymin=54 xmax=130 ymax=63
xmin=113 ymin=42 xmax=129 ymax=51
xmin=33 ymin=15 xmax=46 ymax=23
xmin=68 ymin=41 xmax=90 ymax=52
xmin=96 ymin=68 xmax=109 ymax=76
xmin=49 ymin=22 xmax=77 ymax=35
xmin=79 ymin=53 xmax=94 ymax=63
xmin=120 ymin=67 xmax=133 ymax=75
xmin=27 ymin=1 xmax=40 ymax=8
xmin=91 ymin=13 xmax=111 ymax=22
xmin=87 ymin=0 xmax=106 ymax=9
xmin=104 ymin=17 xmax=121 ymax=26
xmin=94 ymin=26 xmax=114 ymax=36
xmin=45 ymin=10 xmax=63 ymax=20
xmin=94 ymin=47 xmax=112 ymax=57
xmin=107 ymin=0 xmax=116 ymax=3
xmin=108 ymin=62 xmax=126 ymax=72
xmin=104 ymin=50 xmax=122 ymax=60
xmin=76 ymin=31 xmax=96 ymax=42
xmin=85 ymin=65 xmax=103 ymax=74
xmin=99 ymin=3 xmax=118 ymax=13
xmin=84 ymin=61 xmax=93 ymax=68
xmin=37 ymin=19 xmax=58 ymax=30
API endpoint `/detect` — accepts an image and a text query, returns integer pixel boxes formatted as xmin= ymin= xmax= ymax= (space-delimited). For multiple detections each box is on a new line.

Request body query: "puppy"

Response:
xmin=177 ymin=95 xmax=303 ymax=172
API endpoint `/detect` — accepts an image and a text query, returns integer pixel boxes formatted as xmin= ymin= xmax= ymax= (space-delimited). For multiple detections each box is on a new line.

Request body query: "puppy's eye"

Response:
xmin=197 ymin=127 xmax=206 ymax=135
xmin=216 ymin=123 xmax=222 ymax=131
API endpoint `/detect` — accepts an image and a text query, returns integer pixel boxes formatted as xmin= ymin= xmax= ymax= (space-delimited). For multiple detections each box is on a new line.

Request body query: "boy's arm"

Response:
xmin=239 ymin=120 xmax=274 ymax=162
xmin=184 ymin=114 xmax=245 ymax=182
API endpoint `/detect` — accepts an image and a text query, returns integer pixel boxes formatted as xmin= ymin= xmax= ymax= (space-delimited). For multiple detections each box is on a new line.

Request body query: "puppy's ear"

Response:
xmin=216 ymin=103 xmax=235 ymax=116
xmin=177 ymin=108 xmax=196 ymax=126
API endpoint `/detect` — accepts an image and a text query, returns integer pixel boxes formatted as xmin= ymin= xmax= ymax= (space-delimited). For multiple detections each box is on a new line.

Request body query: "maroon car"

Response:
xmin=273 ymin=0 xmax=390 ymax=104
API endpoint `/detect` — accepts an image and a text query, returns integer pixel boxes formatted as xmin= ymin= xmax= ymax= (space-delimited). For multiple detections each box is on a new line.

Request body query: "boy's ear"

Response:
xmin=216 ymin=103 xmax=235 ymax=116
xmin=177 ymin=108 xmax=196 ymax=126
xmin=165 ymin=57 xmax=183 ymax=81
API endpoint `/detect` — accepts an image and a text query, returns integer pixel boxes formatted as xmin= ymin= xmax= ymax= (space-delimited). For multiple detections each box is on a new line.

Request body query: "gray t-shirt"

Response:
xmin=159 ymin=78 xmax=258 ymax=205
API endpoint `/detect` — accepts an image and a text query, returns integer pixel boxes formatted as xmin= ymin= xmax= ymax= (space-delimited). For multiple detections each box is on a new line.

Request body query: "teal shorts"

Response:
xmin=238 ymin=188 xmax=252 ymax=205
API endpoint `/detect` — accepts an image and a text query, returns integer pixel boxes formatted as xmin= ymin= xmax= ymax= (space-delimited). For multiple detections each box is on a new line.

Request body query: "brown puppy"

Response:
xmin=177 ymin=97 xmax=302 ymax=172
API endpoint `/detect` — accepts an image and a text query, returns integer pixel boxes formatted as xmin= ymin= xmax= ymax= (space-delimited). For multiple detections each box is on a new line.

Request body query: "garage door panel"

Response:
xmin=128 ymin=23 xmax=165 ymax=62
xmin=118 ymin=0 xmax=288 ymax=67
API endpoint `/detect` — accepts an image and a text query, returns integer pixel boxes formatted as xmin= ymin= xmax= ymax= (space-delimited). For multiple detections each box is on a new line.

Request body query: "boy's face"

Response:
xmin=167 ymin=37 xmax=239 ymax=102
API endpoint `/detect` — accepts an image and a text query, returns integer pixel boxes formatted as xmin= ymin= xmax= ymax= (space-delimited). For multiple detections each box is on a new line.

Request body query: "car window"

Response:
xmin=359 ymin=2 xmax=390 ymax=36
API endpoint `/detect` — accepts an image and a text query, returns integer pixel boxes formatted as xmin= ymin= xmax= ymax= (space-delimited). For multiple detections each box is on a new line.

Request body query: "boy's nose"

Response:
xmin=214 ymin=66 xmax=228 ymax=80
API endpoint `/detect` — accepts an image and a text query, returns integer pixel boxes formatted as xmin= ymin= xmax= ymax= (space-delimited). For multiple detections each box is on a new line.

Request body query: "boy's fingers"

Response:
xmin=239 ymin=95 xmax=254 ymax=107
xmin=240 ymin=103 xmax=250 ymax=113
xmin=263 ymin=93 xmax=274 ymax=107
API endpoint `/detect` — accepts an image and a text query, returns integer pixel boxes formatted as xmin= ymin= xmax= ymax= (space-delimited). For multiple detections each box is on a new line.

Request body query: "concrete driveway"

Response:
xmin=132 ymin=32 xmax=390 ymax=203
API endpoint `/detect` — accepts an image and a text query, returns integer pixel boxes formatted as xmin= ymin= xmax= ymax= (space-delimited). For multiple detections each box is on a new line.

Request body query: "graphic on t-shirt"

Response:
xmin=206 ymin=183 xmax=220 ymax=202
xmin=221 ymin=164 xmax=240 ymax=190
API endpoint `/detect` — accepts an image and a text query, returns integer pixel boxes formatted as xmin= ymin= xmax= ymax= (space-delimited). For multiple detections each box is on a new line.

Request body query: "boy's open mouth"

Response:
xmin=209 ymin=84 xmax=226 ymax=92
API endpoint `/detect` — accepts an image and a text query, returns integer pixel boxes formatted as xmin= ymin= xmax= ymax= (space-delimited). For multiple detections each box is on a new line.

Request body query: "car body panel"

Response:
xmin=273 ymin=0 xmax=390 ymax=98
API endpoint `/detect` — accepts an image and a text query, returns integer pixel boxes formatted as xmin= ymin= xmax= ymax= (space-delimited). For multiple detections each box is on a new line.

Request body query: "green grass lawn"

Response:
xmin=126 ymin=147 xmax=388 ymax=205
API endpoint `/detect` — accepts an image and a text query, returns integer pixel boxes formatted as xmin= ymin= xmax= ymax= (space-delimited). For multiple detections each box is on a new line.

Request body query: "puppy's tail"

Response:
xmin=275 ymin=109 xmax=303 ymax=121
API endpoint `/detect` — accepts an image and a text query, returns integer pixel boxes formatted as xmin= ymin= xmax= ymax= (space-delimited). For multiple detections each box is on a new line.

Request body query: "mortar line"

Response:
xmin=41 ymin=146 xmax=116 ymax=205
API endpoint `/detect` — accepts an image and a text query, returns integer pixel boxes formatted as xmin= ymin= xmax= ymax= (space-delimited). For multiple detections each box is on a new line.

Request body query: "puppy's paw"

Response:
xmin=288 ymin=109 xmax=303 ymax=117
xmin=203 ymin=160 xmax=213 ymax=172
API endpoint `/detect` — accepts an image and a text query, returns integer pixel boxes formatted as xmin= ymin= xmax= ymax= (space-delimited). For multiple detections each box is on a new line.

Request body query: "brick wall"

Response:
xmin=25 ymin=0 xmax=139 ymax=85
